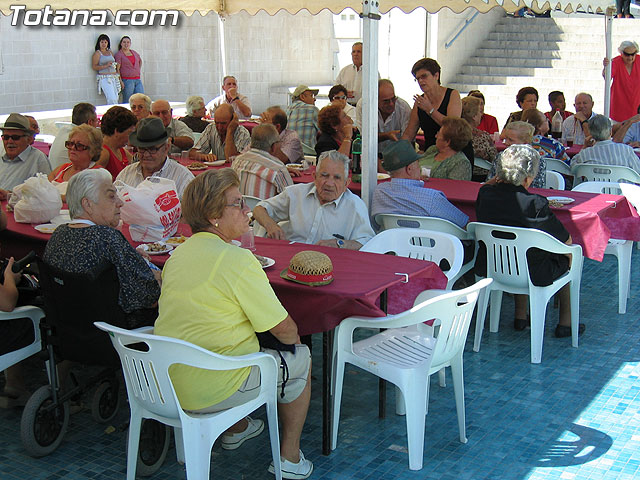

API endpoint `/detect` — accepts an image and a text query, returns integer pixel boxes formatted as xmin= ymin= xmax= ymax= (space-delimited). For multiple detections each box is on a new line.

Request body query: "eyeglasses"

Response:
xmin=380 ymin=96 xmax=398 ymax=104
xmin=137 ymin=145 xmax=164 ymax=156
xmin=1 ymin=134 xmax=27 ymax=141
xmin=225 ymin=198 xmax=246 ymax=210
xmin=333 ymin=95 xmax=347 ymax=100
xmin=414 ymin=73 xmax=431 ymax=82
xmin=622 ymin=51 xmax=637 ymax=57
xmin=64 ymin=140 xmax=90 ymax=151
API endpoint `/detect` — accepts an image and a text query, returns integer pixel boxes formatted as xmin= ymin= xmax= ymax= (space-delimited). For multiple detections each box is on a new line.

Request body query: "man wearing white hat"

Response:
xmin=0 ymin=113 xmax=51 ymax=199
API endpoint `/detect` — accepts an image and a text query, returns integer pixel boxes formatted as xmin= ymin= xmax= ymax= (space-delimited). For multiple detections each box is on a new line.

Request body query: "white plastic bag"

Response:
xmin=115 ymin=177 xmax=181 ymax=242
xmin=13 ymin=174 xmax=63 ymax=224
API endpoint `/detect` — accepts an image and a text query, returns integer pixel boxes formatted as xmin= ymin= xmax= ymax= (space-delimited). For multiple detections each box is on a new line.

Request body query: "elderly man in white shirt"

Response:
xmin=335 ymin=42 xmax=380 ymax=106
xmin=562 ymin=92 xmax=597 ymax=146
xmin=206 ymin=75 xmax=252 ymax=120
xmin=151 ymin=99 xmax=195 ymax=155
xmin=116 ymin=117 xmax=194 ymax=198
xmin=356 ymin=79 xmax=412 ymax=152
xmin=571 ymin=114 xmax=640 ymax=172
xmin=253 ymin=150 xmax=374 ymax=250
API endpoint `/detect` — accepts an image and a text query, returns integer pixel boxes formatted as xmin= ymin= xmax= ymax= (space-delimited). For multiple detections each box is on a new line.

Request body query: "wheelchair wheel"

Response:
xmin=134 ymin=419 xmax=170 ymax=477
xmin=91 ymin=379 xmax=121 ymax=424
xmin=20 ymin=385 xmax=70 ymax=457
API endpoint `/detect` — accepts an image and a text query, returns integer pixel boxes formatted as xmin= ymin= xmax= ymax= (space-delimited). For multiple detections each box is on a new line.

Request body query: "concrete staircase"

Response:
xmin=449 ymin=15 xmax=640 ymax=127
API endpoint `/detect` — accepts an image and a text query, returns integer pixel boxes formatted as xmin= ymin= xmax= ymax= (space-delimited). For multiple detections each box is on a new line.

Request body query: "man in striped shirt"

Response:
xmin=232 ymin=124 xmax=293 ymax=200
xmin=571 ymin=115 xmax=640 ymax=173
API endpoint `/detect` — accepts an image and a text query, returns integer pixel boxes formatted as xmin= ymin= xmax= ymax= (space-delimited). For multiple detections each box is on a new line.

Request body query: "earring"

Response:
xmin=214 ymin=221 xmax=219 ymax=228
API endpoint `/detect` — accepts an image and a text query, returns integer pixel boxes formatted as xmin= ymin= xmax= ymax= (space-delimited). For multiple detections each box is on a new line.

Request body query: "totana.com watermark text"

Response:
xmin=10 ymin=5 xmax=180 ymax=27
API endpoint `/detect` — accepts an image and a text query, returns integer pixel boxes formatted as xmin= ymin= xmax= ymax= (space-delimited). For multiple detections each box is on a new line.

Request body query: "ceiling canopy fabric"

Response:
xmin=0 ymin=0 xmax=614 ymax=17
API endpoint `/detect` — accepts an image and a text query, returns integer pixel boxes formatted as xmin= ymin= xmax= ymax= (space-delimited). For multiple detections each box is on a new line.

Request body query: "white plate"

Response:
xmin=204 ymin=160 xmax=226 ymax=167
xmin=547 ymin=196 xmax=575 ymax=205
xmin=231 ymin=239 xmax=241 ymax=247
xmin=34 ymin=223 xmax=57 ymax=234
xmin=166 ymin=235 xmax=188 ymax=245
xmin=255 ymin=255 xmax=275 ymax=269
xmin=137 ymin=243 xmax=174 ymax=255
xmin=377 ymin=173 xmax=391 ymax=180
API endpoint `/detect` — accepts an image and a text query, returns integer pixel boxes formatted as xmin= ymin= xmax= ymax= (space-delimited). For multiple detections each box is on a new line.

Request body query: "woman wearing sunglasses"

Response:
xmin=48 ymin=124 xmax=103 ymax=184
xmin=604 ymin=40 xmax=640 ymax=123
xmin=329 ymin=84 xmax=356 ymax=123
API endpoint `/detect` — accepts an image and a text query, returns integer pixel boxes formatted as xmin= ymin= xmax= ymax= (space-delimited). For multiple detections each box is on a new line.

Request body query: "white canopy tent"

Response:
xmin=1 ymin=0 xmax=615 ymax=207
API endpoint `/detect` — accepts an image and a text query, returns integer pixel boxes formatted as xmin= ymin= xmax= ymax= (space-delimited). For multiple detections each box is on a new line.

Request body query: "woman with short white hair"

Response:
xmin=476 ymin=144 xmax=584 ymax=338
xmin=179 ymin=95 xmax=209 ymax=133
xmin=604 ymin=40 xmax=640 ymax=122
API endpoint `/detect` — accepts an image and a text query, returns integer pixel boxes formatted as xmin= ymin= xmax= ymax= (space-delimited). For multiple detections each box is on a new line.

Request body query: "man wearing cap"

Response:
xmin=206 ymin=75 xmax=252 ymax=120
xmin=355 ymin=79 xmax=412 ymax=152
xmin=286 ymin=85 xmax=320 ymax=149
xmin=253 ymin=150 xmax=374 ymax=249
xmin=232 ymin=124 xmax=294 ymax=200
xmin=49 ymin=103 xmax=98 ymax=170
xmin=190 ymin=104 xmax=250 ymax=163
xmin=371 ymin=140 xmax=469 ymax=231
xmin=0 ymin=113 xmax=51 ymax=199
xmin=151 ymin=99 xmax=195 ymax=156
xmin=260 ymin=106 xmax=304 ymax=164
xmin=335 ymin=42 xmax=380 ymax=106
xmin=116 ymin=117 xmax=195 ymax=198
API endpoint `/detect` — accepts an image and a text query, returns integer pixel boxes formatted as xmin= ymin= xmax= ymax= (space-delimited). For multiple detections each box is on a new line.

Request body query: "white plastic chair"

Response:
xmin=0 ymin=306 xmax=44 ymax=372
xmin=572 ymin=181 xmax=639 ymax=313
xmin=375 ymin=213 xmax=475 ymax=287
xmin=361 ymin=228 xmax=463 ymax=289
xmin=571 ymin=163 xmax=640 ymax=187
xmin=474 ymin=157 xmax=492 ymax=171
xmin=331 ymin=279 xmax=492 ymax=470
xmin=94 ymin=322 xmax=282 ymax=480
xmin=545 ymin=158 xmax=572 ymax=176
xmin=467 ymin=222 xmax=583 ymax=363
xmin=545 ymin=170 xmax=565 ymax=190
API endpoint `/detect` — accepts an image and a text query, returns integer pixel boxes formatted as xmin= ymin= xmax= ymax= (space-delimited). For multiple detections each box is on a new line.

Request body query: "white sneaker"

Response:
xmin=268 ymin=449 xmax=314 ymax=479
xmin=220 ymin=417 xmax=264 ymax=450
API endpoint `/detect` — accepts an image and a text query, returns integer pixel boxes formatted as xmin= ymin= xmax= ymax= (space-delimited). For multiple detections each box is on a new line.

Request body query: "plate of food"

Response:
xmin=187 ymin=162 xmax=208 ymax=171
xmin=254 ymin=253 xmax=275 ymax=269
xmin=34 ymin=223 xmax=58 ymax=234
xmin=377 ymin=173 xmax=391 ymax=180
xmin=547 ymin=196 xmax=575 ymax=207
xmin=204 ymin=160 xmax=226 ymax=167
xmin=287 ymin=163 xmax=304 ymax=170
xmin=137 ymin=242 xmax=174 ymax=255
xmin=166 ymin=235 xmax=188 ymax=246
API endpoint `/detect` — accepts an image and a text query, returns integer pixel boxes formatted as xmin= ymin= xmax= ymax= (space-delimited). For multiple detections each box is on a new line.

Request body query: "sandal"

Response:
xmin=555 ymin=323 xmax=585 ymax=338
xmin=514 ymin=316 xmax=530 ymax=331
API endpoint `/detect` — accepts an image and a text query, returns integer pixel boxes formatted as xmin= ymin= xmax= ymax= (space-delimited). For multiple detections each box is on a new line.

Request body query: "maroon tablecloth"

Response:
xmin=425 ymin=178 xmax=640 ymax=262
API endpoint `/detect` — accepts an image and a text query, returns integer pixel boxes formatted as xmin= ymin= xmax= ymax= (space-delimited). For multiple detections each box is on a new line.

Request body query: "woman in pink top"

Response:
xmin=604 ymin=40 xmax=640 ymax=122
xmin=114 ymin=36 xmax=143 ymax=104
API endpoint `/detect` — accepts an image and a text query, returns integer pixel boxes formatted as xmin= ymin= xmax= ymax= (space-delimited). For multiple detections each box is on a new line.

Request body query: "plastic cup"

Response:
xmin=240 ymin=227 xmax=256 ymax=251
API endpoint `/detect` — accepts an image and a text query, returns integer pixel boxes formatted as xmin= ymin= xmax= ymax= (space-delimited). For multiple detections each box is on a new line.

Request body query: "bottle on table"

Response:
xmin=551 ymin=111 xmax=563 ymax=139
xmin=351 ymin=135 xmax=362 ymax=174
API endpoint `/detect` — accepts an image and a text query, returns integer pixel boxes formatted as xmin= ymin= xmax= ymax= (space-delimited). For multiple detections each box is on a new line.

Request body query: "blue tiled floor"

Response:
xmin=2 ymin=250 xmax=640 ymax=479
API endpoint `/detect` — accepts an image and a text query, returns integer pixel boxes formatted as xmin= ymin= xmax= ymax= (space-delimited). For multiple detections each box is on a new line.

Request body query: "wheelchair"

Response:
xmin=19 ymin=260 xmax=169 ymax=476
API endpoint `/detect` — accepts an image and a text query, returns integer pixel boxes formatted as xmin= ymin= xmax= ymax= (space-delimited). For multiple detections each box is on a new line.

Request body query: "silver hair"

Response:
xmin=495 ymin=144 xmax=540 ymax=186
xmin=504 ymin=121 xmax=535 ymax=143
xmin=317 ymin=150 xmax=349 ymax=178
xmin=588 ymin=114 xmax=612 ymax=142
xmin=129 ymin=93 xmax=151 ymax=110
xmin=250 ymin=124 xmax=280 ymax=152
xmin=618 ymin=40 xmax=639 ymax=54
xmin=67 ymin=168 xmax=113 ymax=219
xmin=185 ymin=96 xmax=205 ymax=116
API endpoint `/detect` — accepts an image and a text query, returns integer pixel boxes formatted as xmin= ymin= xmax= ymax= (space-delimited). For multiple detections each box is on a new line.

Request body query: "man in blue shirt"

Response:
xmin=371 ymin=140 xmax=469 ymax=231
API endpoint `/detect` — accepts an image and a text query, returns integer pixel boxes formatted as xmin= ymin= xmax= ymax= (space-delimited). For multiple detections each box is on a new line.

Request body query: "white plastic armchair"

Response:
xmin=546 ymin=170 xmax=566 ymax=190
xmin=545 ymin=158 xmax=572 ymax=176
xmin=0 ymin=306 xmax=44 ymax=372
xmin=361 ymin=227 xmax=464 ymax=289
xmin=571 ymin=163 xmax=640 ymax=187
xmin=331 ymin=278 xmax=492 ymax=471
xmin=572 ymin=181 xmax=640 ymax=313
xmin=467 ymin=222 xmax=583 ymax=363
xmin=374 ymin=214 xmax=475 ymax=286
xmin=94 ymin=322 xmax=282 ymax=480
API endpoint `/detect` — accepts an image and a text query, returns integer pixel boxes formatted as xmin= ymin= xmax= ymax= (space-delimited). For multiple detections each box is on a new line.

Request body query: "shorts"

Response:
xmin=191 ymin=344 xmax=311 ymax=414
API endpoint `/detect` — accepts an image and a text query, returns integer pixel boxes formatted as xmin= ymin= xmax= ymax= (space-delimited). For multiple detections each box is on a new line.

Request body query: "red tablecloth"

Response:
xmin=121 ymin=224 xmax=446 ymax=335
xmin=425 ymin=178 xmax=640 ymax=261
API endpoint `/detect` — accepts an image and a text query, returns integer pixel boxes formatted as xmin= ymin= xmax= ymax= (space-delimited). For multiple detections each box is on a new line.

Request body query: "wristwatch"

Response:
xmin=336 ymin=239 xmax=345 ymax=248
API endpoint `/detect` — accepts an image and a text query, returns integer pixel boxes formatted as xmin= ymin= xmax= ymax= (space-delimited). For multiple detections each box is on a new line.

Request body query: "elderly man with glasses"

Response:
xmin=0 ymin=113 xmax=51 ymax=199
xmin=115 ymin=117 xmax=194 ymax=198
xmin=355 ymin=79 xmax=411 ymax=152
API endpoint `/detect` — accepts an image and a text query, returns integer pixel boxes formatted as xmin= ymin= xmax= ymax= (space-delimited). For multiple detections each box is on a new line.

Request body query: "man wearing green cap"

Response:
xmin=371 ymin=140 xmax=468 ymax=231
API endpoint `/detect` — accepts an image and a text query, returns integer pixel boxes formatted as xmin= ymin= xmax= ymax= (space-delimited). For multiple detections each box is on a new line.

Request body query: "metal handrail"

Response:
xmin=445 ymin=11 xmax=480 ymax=49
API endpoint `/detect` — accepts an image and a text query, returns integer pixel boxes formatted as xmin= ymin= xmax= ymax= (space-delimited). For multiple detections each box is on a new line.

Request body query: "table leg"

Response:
xmin=379 ymin=290 xmax=387 ymax=419
xmin=322 ymin=329 xmax=334 ymax=456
